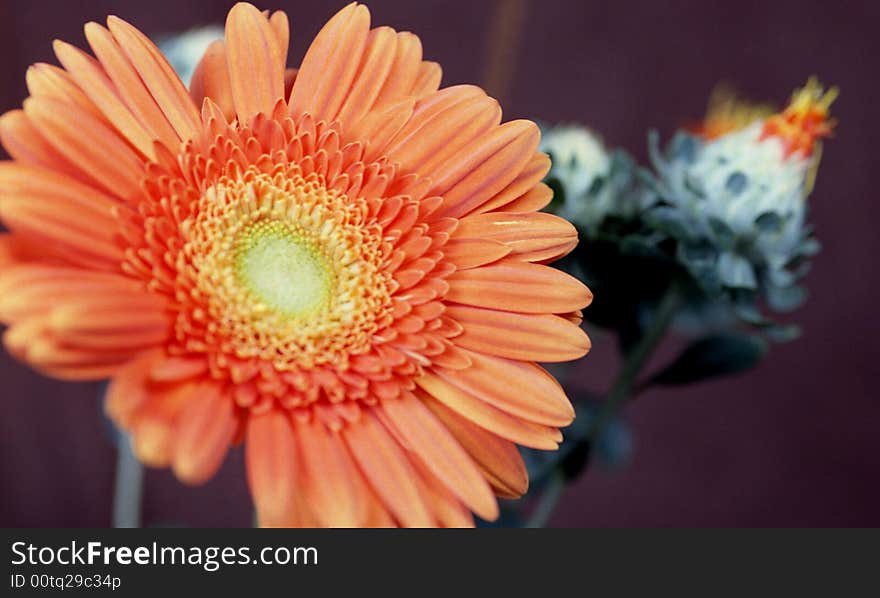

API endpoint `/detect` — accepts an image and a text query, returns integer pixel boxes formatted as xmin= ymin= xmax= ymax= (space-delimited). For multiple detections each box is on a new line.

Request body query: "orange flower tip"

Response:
xmin=482 ymin=500 xmax=501 ymax=522
xmin=51 ymin=39 xmax=71 ymax=56
xmin=83 ymin=22 xmax=104 ymax=39
xmin=228 ymin=2 xmax=264 ymax=21
xmin=24 ymin=339 xmax=56 ymax=363
xmin=562 ymin=402 xmax=575 ymax=424
xmin=581 ymin=285 xmax=594 ymax=308
xmin=132 ymin=423 xmax=170 ymax=467
xmin=761 ymin=77 xmax=838 ymax=159
xmin=172 ymin=457 xmax=212 ymax=486
xmin=3 ymin=326 xmax=30 ymax=356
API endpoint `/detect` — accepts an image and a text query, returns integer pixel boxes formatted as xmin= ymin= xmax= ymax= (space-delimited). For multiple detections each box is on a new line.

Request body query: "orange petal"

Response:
xmin=25 ymin=63 xmax=105 ymax=123
xmin=47 ymin=301 xmax=169 ymax=351
xmin=412 ymin=61 xmax=442 ymax=99
xmin=381 ymin=392 xmax=498 ymax=521
xmin=190 ymin=40 xmax=235 ymax=123
xmin=373 ymin=31 xmax=422 ymax=106
xmin=446 ymin=260 xmax=592 ymax=314
xmin=105 ymin=349 xmax=163 ymax=428
xmin=149 ymin=355 xmax=208 ymax=382
xmin=53 ymin=39 xmax=156 ymax=158
xmin=396 ymin=85 xmax=484 ymax=132
xmin=172 ymin=382 xmax=238 ymax=485
xmin=85 ymin=22 xmax=181 ymax=150
xmin=0 ymin=163 xmax=126 ymax=267
xmin=106 ymin=16 xmax=200 ymax=141
xmin=432 ymin=121 xmax=540 ymax=219
xmin=415 ymin=378 xmax=562 ymax=450
xmin=0 ymin=267 xmax=156 ymax=322
xmin=454 ymin=211 xmax=578 ymax=263
xmin=289 ymin=3 xmax=370 ymax=122
xmin=0 ymin=232 xmax=42 ymax=267
xmin=441 ymin=238 xmax=510 ymax=269
xmin=0 ymin=202 xmax=122 ymax=270
xmin=474 ymin=152 xmax=551 ymax=214
xmin=426 ymin=398 xmax=529 ymax=498
xmin=343 ymin=408 xmax=433 ymax=527
xmin=433 ymin=350 xmax=575 ymax=427
xmin=3 ymin=317 xmax=130 ymax=381
xmin=353 ymin=457 xmax=398 ymax=528
xmin=409 ymin=457 xmax=474 ymax=528
xmin=292 ymin=415 xmax=367 ymax=527
xmin=386 ymin=91 xmax=500 ymax=180
xmin=225 ymin=2 xmax=286 ymax=123
xmin=445 ymin=304 xmax=591 ymax=362
xmin=0 ymin=110 xmax=93 ymax=182
xmin=0 ymin=271 xmax=164 ymax=365
xmin=23 ymin=95 xmax=144 ymax=199
xmin=268 ymin=11 xmax=290 ymax=69
xmin=349 ymin=97 xmax=414 ymax=162
xmin=497 ymin=182 xmax=554 ymax=213
xmin=246 ymin=408 xmax=300 ymax=527
xmin=335 ymin=26 xmax=397 ymax=129
xmin=130 ymin=380 xmax=196 ymax=467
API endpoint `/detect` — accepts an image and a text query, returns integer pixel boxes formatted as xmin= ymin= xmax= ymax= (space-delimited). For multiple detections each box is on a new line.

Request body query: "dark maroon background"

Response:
xmin=1 ymin=0 xmax=878 ymax=527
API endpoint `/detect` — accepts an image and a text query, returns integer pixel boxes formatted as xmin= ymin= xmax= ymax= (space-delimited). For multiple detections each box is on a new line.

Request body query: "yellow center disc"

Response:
xmin=234 ymin=220 xmax=334 ymax=318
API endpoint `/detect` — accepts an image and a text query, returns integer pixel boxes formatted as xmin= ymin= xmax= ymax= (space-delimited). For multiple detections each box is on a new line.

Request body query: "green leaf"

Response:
xmin=647 ymin=333 xmax=768 ymax=386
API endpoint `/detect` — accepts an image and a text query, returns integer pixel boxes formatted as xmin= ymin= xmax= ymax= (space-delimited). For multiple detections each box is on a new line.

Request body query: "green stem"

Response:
xmin=112 ymin=434 xmax=144 ymax=528
xmin=586 ymin=284 xmax=683 ymax=444
xmin=525 ymin=470 xmax=565 ymax=528
xmin=524 ymin=283 xmax=683 ymax=528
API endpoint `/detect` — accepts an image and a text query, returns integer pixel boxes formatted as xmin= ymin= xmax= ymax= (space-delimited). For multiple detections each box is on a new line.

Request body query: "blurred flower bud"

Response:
xmin=642 ymin=79 xmax=836 ymax=327
xmin=542 ymin=125 xmax=638 ymax=235
xmin=156 ymin=26 xmax=224 ymax=86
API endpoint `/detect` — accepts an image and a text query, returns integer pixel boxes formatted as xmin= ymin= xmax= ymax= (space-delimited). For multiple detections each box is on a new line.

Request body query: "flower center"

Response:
xmin=173 ymin=165 xmax=394 ymax=371
xmin=234 ymin=220 xmax=334 ymax=318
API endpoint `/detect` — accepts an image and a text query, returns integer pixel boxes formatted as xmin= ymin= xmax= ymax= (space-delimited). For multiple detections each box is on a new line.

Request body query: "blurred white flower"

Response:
xmin=157 ymin=26 xmax=224 ymax=86
xmin=541 ymin=125 xmax=637 ymax=234
xmin=645 ymin=79 xmax=836 ymax=311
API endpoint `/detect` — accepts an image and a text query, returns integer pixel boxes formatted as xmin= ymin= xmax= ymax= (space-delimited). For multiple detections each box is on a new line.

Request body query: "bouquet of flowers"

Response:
xmin=0 ymin=2 xmax=835 ymax=527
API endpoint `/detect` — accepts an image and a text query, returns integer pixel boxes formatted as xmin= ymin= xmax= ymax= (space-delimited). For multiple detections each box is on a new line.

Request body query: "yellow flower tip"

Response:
xmin=691 ymin=83 xmax=775 ymax=139
xmin=761 ymin=77 xmax=838 ymax=159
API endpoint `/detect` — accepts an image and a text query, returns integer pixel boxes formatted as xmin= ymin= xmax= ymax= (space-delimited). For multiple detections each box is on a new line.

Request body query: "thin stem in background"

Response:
xmin=481 ymin=0 xmax=529 ymax=104
xmin=112 ymin=433 xmax=144 ymax=528
xmin=525 ymin=470 xmax=566 ymax=528
xmin=585 ymin=284 xmax=683 ymax=444
xmin=526 ymin=284 xmax=683 ymax=527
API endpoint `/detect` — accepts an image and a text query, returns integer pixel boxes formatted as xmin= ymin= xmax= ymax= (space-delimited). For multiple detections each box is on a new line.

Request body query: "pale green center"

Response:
xmin=234 ymin=220 xmax=333 ymax=317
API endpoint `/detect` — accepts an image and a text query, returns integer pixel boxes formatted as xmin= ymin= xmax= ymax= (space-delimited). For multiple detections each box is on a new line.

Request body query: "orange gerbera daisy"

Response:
xmin=0 ymin=2 xmax=591 ymax=527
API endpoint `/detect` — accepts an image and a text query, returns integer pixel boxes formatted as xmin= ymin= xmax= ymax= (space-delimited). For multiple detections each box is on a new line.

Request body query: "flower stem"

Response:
xmin=481 ymin=0 xmax=528 ymax=103
xmin=524 ymin=283 xmax=682 ymax=527
xmin=525 ymin=470 xmax=566 ymax=528
xmin=112 ymin=434 xmax=144 ymax=528
xmin=585 ymin=283 xmax=683 ymax=444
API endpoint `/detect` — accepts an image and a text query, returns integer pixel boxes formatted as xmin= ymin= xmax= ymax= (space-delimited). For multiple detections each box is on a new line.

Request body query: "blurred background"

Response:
xmin=1 ymin=0 xmax=878 ymax=527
